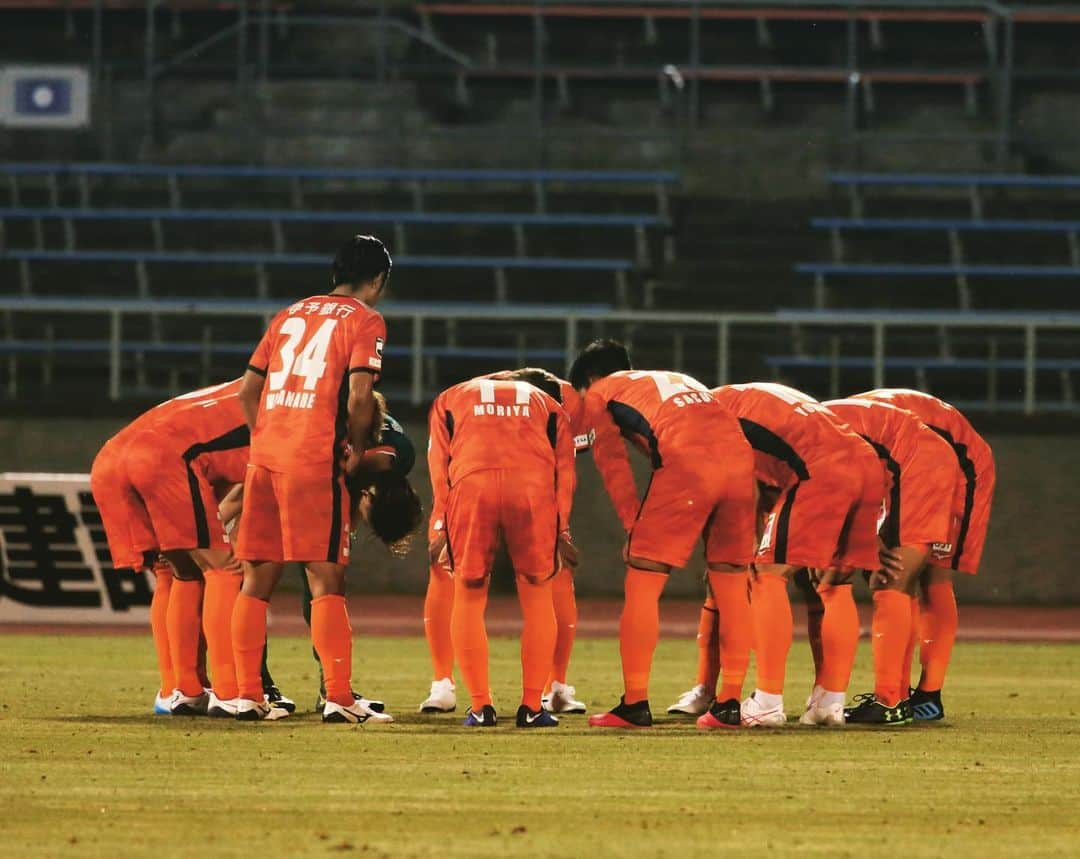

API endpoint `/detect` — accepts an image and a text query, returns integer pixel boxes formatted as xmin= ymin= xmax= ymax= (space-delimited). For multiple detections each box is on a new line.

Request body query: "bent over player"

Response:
xmin=854 ymin=388 xmax=996 ymax=720
xmin=427 ymin=369 xmax=577 ymax=728
xmin=232 ymin=234 xmax=392 ymax=723
xmin=569 ymin=340 xmax=758 ymax=730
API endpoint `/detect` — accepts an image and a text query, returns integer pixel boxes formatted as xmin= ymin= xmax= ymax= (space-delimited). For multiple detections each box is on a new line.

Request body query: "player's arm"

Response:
xmin=240 ymin=322 xmax=275 ymax=430
xmin=218 ymin=483 xmax=244 ymax=530
xmin=554 ymin=408 xmax=580 ymax=568
xmin=238 ymin=369 xmax=265 ymax=431
xmin=345 ymin=370 xmax=378 ymax=466
xmin=426 ymin=394 xmax=452 ymax=564
xmin=586 ymin=393 xmax=640 ymax=532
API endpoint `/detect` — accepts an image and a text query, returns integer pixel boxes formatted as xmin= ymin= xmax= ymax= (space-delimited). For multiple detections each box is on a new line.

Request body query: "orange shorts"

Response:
xmin=445 ymin=469 xmax=558 ymax=581
xmin=234 ymin=464 xmax=350 ymax=565
xmin=124 ymin=428 xmax=230 ymax=554
xmin=879 ymin=433 xmax=959 ymax=550
xmin=933 ymin=456 xmax=995 ymax=574
xmin=90 ymin=441 xmax=157 ymax=570
xmin=627 ymin=442 xmax=758 ymax=570
xmin=758 ymin=445 xmax=883 ymax=570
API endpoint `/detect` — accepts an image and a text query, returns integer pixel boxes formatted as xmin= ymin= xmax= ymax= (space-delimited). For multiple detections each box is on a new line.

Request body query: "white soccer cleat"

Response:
xmin=666 ymin=684 xmax=713 ymax=716
xmin=168 ymin=688 xmax=210 ymax=716
xmin=543 ymin=681 xmax=587 ymax=714
xmin=206 ymin=692 xmax=240 ymax=718
xmin=324 ymin=698 xmax=395 ymax=724
xmin=419 ymin=677 xmax=457 ymax=713
xmin=153 ymin=692 xmax=172 ymax=716
xmin=800 ymin=700 xmax=846 ymax=727
xmin=741 ymin=693 xmax=787 ymax=727
xmin=234 ymin=697 xmax=290 ymax=721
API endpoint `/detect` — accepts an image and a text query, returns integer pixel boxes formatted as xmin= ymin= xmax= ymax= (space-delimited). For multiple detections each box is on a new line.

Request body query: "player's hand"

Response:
xmin=341 ymin=443 xmax=364 ymax=476
xmin=878 ymin=541 xmax=904 ymax=579
xmin=557 ymin=530 xmax=579 ymax=569
xmin=868 ymin=569 xmax=892 ymax=589
xmin=806 ymin=567 xmax=824 ymax=586
xmin=621 ymin=535 xmax=631 ymax=563
xmin=429 ymin=532 xmax=448 ymax=567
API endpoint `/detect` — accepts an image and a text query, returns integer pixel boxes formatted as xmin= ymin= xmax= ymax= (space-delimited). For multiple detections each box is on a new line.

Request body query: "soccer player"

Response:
xmin=695 ymin=382 xmax=883 ymax=727
xmin=92 ymin=382 xmax=287 ymax=716
xmin=291 ymin=400 xmax=423 ymax=712
xmin=822 ymin=397 xmax=960 ymax=725
xmin=419 ymin=371 xmax=589 ymax=716
xmin=427 ymin=369 xmax=577 ymax=728
xmin=232 ymin=234 xmax=392 ymax=723
xmin=568 ymin=341 xmax=757 ymax=730
xmin=853 ymin=388 xmax=996 ymax=720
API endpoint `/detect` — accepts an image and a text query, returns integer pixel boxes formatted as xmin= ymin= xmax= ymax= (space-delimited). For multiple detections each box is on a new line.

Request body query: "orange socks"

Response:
xmin=750 ymin=573 xmax=792 ymax=696
xmin=311 ymin=594 xmax=354 ymax=707
xmin=901 ymin=596 xmax=920 ymax=690
xmin=707 ymin=572 xmax=752 ymax=702
xmin=424 ymin=563 xmax=455 ymax=681
xmin=548 ymin=567 xmax=578 ymax=688
xmin=919 ymin=582 xmax=959 ymax=692
xmin=451 ymin=577 xmax=492 ymax=711
xmin=619 ymin=568 xmax=668 ymax=705
xmin=166 ymin=578 xmax=205 ymax=696
xmin=817 ymin=583 xmax=859 ymax=693
xmin=149 ymin=562 xmax=175 ymax=695
xmin=231 ymin=592 xmax=269 ymax=701
xmin=694 ymin=594 xmax=721 ymax=692
xmin=517 ymin=577 xmax=557 ymax=710
xmin=872 ymin=589 xmax=912 ymax=707
xmin=202 ymin=569 xmax=242 ymax=700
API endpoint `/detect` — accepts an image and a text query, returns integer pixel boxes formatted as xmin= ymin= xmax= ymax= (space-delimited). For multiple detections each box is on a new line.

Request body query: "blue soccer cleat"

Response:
xmin=910 ymin=688 xmax=945 ymax=721
xmin=463 ymin=704 xmax=497 ymax=727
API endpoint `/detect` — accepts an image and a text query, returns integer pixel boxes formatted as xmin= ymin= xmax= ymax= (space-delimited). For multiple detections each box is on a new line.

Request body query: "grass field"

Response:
xmin=2 ymin=634 xmax=1079 ymax=858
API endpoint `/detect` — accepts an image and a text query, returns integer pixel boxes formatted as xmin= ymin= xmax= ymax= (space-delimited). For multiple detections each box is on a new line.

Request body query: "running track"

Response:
xmin=3 ymin=595 xmax=1078 ymax=641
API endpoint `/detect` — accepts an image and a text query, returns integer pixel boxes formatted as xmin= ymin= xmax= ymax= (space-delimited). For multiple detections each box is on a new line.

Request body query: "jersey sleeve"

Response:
xmin=348 ymin=311 xmax=387 ymax=377
xmin=426 ymin=393 xmax=452 ymax=538
xmin=553 ymin=406 xmax=577 ymax=530
xmin=584 ymin=390 xmax=640 ymax=531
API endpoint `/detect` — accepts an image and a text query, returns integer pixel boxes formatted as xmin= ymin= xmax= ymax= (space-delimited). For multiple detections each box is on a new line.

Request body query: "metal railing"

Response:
xmin=2 ymin=296 xmax=1078 ymax=413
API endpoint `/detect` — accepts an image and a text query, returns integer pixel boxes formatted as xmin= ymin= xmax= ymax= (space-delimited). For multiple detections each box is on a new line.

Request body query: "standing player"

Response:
xmin=822 ymin=397 xmax=960 ymax=725
xmin=232 ymin=234 xmax=392 ymax=723
xmin=853 ymin=389 xmax=996 ymax=720
xmin=427 ymin=369 xmax=577 ymax=728
xmin=418 ymin=371 xmax=589 ymax=716
xmin=682 ymin=382 xmax=884 ymax=727
xmin=568 ymin=341 xmax=758 ymax=730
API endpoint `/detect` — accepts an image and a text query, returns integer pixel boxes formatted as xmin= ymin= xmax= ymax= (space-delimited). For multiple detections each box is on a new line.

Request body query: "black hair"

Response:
xmin=568 ymin=338 xmax=632 ymax=390
xmin=330 ymin=234 xmax=393 ymax=291
xmin=508 ymin=367 xmax=563 ymax=403
xmin=346 ymin=471 xmax=423 ymax=557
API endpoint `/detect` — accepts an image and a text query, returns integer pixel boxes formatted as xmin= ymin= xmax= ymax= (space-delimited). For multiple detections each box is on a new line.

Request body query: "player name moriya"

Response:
xmin=473 ymin=403 xmax=531 ymax=417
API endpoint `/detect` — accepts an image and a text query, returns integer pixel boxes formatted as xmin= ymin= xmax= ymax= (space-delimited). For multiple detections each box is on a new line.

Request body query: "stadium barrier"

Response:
xmin=0 ymin=472 xmax=152 ymax=624
xmin=2 ymin=296 xmax=1079 ymax=414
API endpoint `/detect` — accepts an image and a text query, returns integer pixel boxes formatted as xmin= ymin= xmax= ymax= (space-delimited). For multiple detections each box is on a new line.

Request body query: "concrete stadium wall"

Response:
xmin=1 ymin=418 xmax=1076 ymax=605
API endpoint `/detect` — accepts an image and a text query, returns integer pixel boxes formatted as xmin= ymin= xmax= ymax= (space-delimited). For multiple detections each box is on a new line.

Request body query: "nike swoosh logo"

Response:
xmin=525 ymin=712 xmax=542 ymax=724
xmin=922 ymin=639 xmax=934 ymax=645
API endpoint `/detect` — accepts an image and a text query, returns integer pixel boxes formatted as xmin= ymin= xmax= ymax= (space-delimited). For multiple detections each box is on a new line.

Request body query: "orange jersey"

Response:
xmin=428 ymin=377 xmax=576 ymax=531
xmin=246 ymin=294 xmax=387 ymax=474
xmin=144 ymin=379 xmax=250 ymax=486
xmin=854 ymin=388 xmax=994 ymax=476
xmin=580 ymin=370 xmax=743 ymax=531
xmin=480 ymin=371 xmax=589 ymax=452
xmin=711 ymin=382 xmax=867 ymax=489
xmin=823 ymin=398 xmax=938 ymax=476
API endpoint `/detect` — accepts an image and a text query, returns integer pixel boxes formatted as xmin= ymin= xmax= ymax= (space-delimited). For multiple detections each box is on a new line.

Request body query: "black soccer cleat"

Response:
xmin=587 ymin=696 xmax=653 ymax=728
xmin=844 ymin=692 xmax=913 ymax=726
xmin=697 ymin=697 xmax=741 ymax=730
xmin=515 ymin=705 xmax=559 ymax=728
xmin=264 ymin=686 xmax=296 ymax=714
xmin=463 ymin=704 xmax=498 ymax=727
xmin=910 ymin=687 xmax=945 ymax=721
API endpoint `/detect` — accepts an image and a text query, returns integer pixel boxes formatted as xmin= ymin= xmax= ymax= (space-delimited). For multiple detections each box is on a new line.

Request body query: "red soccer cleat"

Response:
xmin=696 ymin=698 xmax=741 ymax=730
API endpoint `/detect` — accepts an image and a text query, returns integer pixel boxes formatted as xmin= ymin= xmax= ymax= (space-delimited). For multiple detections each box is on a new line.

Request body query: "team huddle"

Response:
xmin=91 ymin=234 xmax=995 ymax=729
